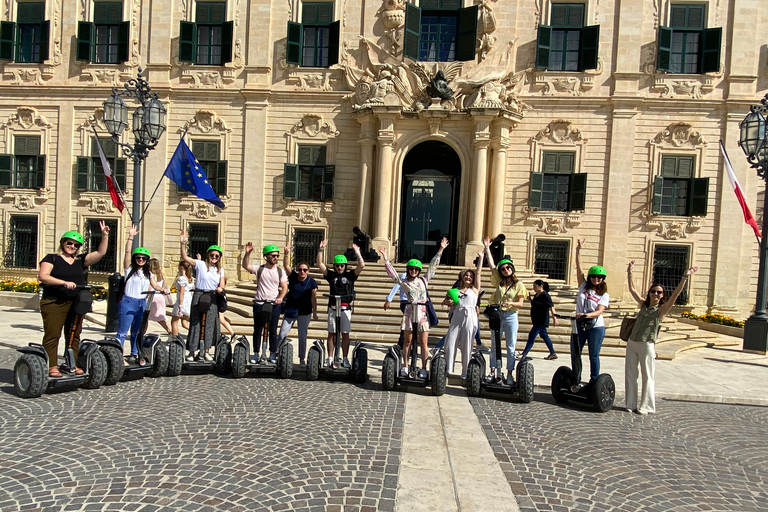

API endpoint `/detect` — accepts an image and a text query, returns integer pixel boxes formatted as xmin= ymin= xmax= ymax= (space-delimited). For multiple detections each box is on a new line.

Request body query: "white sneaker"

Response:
xmin=342 ymin=357 xmax=350 ymax=368
xmin=400 ymin=367 xmax=409 ymax=377
xmin=250 ymin=354 xmax=258 ymax=364
xmin=268 ymin=353 xmax=277 ymax=364
xmin=204 ymin=353 xmax=213 ymax=362
xmin=326 ymin=357 xmax=333 ymax=367
xmin=186 ymin=352 xmax=195 ymax=362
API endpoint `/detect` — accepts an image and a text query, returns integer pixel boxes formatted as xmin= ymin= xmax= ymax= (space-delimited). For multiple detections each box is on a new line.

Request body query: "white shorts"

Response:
xmin=327 ymin=307 xmax=352 ymax=333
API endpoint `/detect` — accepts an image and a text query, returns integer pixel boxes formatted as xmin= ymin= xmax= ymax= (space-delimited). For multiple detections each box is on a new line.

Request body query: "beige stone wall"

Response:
xmin=0 ymin=0 xmax=765 ymax=318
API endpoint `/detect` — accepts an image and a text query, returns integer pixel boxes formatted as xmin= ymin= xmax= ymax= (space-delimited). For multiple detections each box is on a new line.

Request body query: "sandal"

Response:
xmin=49 ymin=367 xmax=62 ymax=378
xmin=74 ymin=367 xmax=85 ymax=375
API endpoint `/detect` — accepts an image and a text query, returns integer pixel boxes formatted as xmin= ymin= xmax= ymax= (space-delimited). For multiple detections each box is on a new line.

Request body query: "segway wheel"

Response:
xmin=214 ymin=341 xmax=232 ymax=375
xmin=166 ymin=339 xmax=184 ymax=377
xmin=14 ymin=353 xmax=48 ymax=398
xmin=101 ymin=345 xmax=125 ymax=385
xmin=381 ymin=354 xmax=396 ymax=391
xmin=592 ymin=374 xmax=616 ymax=413
xmin=352 ymin=348 xmax=368 ymax=384
xmin=466 ymin=360 xmax=482 ymax=397
xmin=278 ymin=343 xmax=293 ymax=379
xmin=232 ymin=343 xmax=247 ymax=379
xmin=306 ymin=347 xmax=320 ymax=381
xmin=82 ymin=349 xmax=107 ymax=389
xmin=431 ymin=356 xmax=447 ymax=397
xmin=147 ymin=344 xmax=169 ymax=378
xmin=551 ymin=366 xmax=574 ymax=404
xmin=517 ymin=360 xmax=535 ymax=404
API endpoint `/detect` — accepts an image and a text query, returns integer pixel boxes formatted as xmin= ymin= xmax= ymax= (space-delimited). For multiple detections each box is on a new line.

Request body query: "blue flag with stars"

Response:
xmin=163 ymin=139 xmax=225 ymax=209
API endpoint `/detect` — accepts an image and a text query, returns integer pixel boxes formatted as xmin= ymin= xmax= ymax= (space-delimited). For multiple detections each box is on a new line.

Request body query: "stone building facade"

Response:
xmin=0 ymin=0 xmax=765 ymax=316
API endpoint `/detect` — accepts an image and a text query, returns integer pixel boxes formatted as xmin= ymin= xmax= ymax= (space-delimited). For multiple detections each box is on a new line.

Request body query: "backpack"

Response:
xmin=256 ymin=264 xmax=283 ymax=281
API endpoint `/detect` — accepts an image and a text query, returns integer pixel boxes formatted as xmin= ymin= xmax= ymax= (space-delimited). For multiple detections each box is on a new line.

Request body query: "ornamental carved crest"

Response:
xmin=652 ymin=122 xmax=705 ymax=148
xmin=287 ymin=114 xmax=339 ymax=138
xmin=5 ymin=107 xmax=51 ymax=130
xmin=534 ymin=120 xmax=586 ymax=144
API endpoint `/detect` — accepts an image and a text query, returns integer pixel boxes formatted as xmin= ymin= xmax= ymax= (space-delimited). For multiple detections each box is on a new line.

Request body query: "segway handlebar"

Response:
xmin=322 ymin=293 xmax=354 ymax=301
xmin=253 ymin=299 xmax=277 ymax=305
xmin=553 ymin=313 xmax=579 ymax=320
xmin=76 ymin=285 xmax=105 ymax=291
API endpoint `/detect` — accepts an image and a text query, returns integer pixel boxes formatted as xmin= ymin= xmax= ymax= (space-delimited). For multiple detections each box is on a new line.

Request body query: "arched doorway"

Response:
xmin=398 ymin=140 xmax=460 ymax=265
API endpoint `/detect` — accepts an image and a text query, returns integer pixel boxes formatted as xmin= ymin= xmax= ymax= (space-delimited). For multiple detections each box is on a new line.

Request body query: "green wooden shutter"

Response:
xmin=677 ymin=157 xmax=693 ymax=178
xmin=35 ymin=155 xmax=45 ymax=188
xmin=76 ymin=21 xmax=93 ymax=62
xmin=39 ymin=20 xmax=49 ymax=61
xmin=535 ymin=25 xmax=552 ymax=69
xmin=579 ymin=25 xmax=600 ymax=71
xmin=76 ymin=156 xmax=90 ymax=191
xmin=558 ymin=152 xmax=575 ymax=174
xmin=327 ymin=20 xmax=340 ymax=66
xmin=284 ymin=163 xmax=299 ymax=199
xmin=286 ymin=21 xmax=302 ymax=65
xmin=542 ymin=152 xmax=558 ymax=173
xmin=529 ymin=172 xmax=543 ymax=209
xmin=657 ymin=27 xmax=673 ymax=72
xmin=661 ymin=155 xmax=677 ymax=177
xmin=114 ymin=158 xmax=126 ymax=190
xmin=568 ymin=173 xmax=587 ymax=211
xmin=651 ymin=176 xmax=664 ymax=214
xmin=670 ymin=5 xmax=687 ymax=28
xmin=316 ymin=2 xmax=333 ymax=24
xmin=0 ymin=154 xmax=12 ymax=186
xmin=403 ymin=3 xmax=421 ymax=61
xmin=701 ymin=27 xmax=722 ymax=73
xmin=551 ymin=4 xmax=568 ymax=27
xmin=455 ymin=5 xmax=478 ymax=62
xmin=689 ymin=177 xmax=709 ymax=216
xmin=221 ymin=20 xmax=233 ymax=64
xmin=216 ymin=160 xmax=227 ymax=195
xmin=117 ymin=21 xmax=130 ymax=62
xmin=321 ymin=164 xmax=334 ymax=201
xmin=179 ymin=21 xmax=197 ymax=63
xmin=0 ymin=21 xmax=16 ymax=61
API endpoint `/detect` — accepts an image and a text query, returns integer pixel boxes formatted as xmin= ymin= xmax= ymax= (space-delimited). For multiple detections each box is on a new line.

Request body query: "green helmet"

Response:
xmin=588 ymin=265 xmax=607 ymax=277
xmin=132 ymin=247 xmax=150 ymax=258
xmin=497 ymin=259 xmax=514 ymax=271
xmin=207 ymin=245 xmax=223 ymax=255
xmin=333 ymin=254 xmax=348 ymax=265
xmin=447 ymin=288 xmax=460 ymax=305
xmin=406 ymin=259 xmax=423 ymax=270
xmin=263 ymin=244 xmax=279 ymax=256
xmin=60 ymin=230 xmax=84 ymax=245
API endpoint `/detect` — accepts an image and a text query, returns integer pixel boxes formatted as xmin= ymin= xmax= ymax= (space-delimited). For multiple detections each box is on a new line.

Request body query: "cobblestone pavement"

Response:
xmin=471 ymin=392 xmax=768 ymax=512
xmin=0 ymin=350 xmax=402 ymax=512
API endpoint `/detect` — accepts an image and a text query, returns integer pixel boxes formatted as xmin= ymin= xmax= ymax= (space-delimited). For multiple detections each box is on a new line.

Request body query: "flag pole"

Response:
xmin=138 ymin=128 xmax=190 ymax=224
xmin=92 ymin=126 xmax=133 ymax=222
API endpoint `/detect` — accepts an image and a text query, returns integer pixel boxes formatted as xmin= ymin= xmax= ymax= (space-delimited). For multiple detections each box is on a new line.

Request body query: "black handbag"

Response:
xmin=217 ymin=290 xmax=227 ymax=312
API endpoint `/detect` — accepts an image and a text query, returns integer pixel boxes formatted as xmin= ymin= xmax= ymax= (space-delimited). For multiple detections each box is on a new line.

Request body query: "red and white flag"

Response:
xmin=92 ymin=128 xmax=125 ymax=213
xmin=720 ymin=139 xmax=761 ymax=238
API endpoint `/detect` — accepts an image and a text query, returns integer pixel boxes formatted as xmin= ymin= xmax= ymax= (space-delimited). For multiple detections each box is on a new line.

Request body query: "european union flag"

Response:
xmin=163 ymin=139 xmax=225 ymax=209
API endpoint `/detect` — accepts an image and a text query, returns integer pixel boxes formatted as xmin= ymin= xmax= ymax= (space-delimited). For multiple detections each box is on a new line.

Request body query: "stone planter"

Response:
xmin=677 ymin=317 xmax=744 ymax=339
xmin=0 ymin=291 xmax=39 ymax=309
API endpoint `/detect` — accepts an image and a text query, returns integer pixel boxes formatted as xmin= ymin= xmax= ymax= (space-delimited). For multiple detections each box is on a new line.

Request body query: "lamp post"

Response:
xmin=738 ymin=92 xmax=768 ymax=354
xmin=102 ymin=67 xmax=166 ymax=249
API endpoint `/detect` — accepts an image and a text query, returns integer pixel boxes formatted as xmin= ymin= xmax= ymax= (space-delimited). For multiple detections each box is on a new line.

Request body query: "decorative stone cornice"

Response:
xmin=178 ymin=110 xmax=232 ymax=135
xmin=533 ymin=120 xmax=586 ymax=144
xmin=286 ymin=114 xmax=339 ymax=139
xmin=3 ymin=107 xmax=51 ymax=130
xmin=522 ymin=208 xmax=582 ymax=234
xmin=640 ymin=211 xmax=702 ymax=240
xmin=2 ymin=188 xmax=50 ymax=210
xmin=652 ymin=122 xmax=706 ymax=148
xmin=531 ymin=58 xmax=604 ymax=96
xmin=179 ymin=196 xmax=227 ymax=218
xmin=77 ymin=192 xmax=119 ymax=214
xmin=282 ymin=200 xmax=335 ymax=224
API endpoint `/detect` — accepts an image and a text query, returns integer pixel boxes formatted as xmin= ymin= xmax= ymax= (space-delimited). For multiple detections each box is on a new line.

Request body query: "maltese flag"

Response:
xmin=92 ymin=127 xmax=125 ymax=213
xmin=720 ymin=139 xmax=761 ymax=238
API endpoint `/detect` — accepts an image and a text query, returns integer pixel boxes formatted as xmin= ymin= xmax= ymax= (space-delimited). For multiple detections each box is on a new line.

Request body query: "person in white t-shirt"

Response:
xmin=574 ymin=239 xmax=610 ymax=381
xmin=242 ymin=242 xmax=288 ymax=363
xmin=180 ymin=231 xmax=225 ymax=362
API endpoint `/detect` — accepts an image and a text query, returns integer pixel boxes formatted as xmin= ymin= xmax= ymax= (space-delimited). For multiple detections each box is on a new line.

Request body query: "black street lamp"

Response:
xmin=738 ymin=92 xmax=768 ymax=354
xmin=103 ymin=67 xmax=166 ymax=248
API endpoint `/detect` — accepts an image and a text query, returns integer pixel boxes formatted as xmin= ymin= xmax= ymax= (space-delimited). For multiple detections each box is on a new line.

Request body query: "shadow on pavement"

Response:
xmin=10 ymin=324 xmax=43 ymax=332
xmin=0 ymin=367 xmax=13 ymax=385
xmin=704 ymin=357 xmax=768 ymax=369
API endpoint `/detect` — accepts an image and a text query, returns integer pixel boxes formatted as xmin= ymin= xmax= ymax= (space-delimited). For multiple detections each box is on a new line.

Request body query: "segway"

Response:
xmin=466 ymin=304 xmax=534 ymax=402
xmin=550 ymin=314 xmax=615 ymax=412
xmin=98 ymin=290 xmax=169 ymax=383
xmin=305 ymin=294 xmax=368 ymax=383
xmin=381 ymin=300 xmax=446 ymax=396
xmin=168 ymin=291 xmax=231 ymax=376
xmin=14 ymin=285 xmax=107 ymax=398
xmin=231 ymin=299 xmax=292 ymax=379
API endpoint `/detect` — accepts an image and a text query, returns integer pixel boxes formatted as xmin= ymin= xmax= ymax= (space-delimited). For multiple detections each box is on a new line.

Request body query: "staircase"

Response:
xmin=222 ymin=263 xmax=738 ymax=360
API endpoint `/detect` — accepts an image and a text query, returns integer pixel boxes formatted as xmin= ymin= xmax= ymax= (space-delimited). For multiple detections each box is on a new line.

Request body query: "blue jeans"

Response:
xmin=490 ymin=310 xmax=518 ymax=371
xmin=522 ymin=325 xmax=555 ymax=356
xmin=577 ymin=325 xmax=606 ymax=380
xmin=116 ymin=296 xmax=145 ymax=356
xmin=253 ymin=302 xmax=283 ymax=354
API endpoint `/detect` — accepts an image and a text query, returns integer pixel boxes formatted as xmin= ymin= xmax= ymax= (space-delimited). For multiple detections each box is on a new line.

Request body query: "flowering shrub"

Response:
xmin=681 ymin=311 xmax=745 ymax=329
xmin=0 ymin=280 xmax=38 ymax=293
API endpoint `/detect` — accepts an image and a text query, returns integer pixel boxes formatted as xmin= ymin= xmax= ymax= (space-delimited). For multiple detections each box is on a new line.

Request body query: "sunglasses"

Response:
xmin=64 ymin=241 xmax=81 ymax=249
xmin=650 ymin=290 xmax=664 ymax=295
xmin=500 ymin=265 xmax=513 ymax=272
xmin=590 ymin=275 xmax=605 ymax=280
xmin=209 ymin=254 xmax=220 ymax=259
xmin=135 ymin=256 xmax=147 ymax=261
xmin=298 ymin=268 xmax=309 ymax=272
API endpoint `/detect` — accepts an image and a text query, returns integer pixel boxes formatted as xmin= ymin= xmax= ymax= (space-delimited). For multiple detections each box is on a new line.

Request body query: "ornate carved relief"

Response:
xmin=376 ymin=0 xmax=406 ymax=55
xmin=476 ymin=0 xmax=498 ymax=62
xmin=652 ymin=122 xmax=705 ymax=148
xmin=286 ymin=69 xmax=339 ymax=91
xmin=179 ymin=110 xmax=232 ymax=135
xmin=2 ymin=68 xmax=45 ymax=85
xmin=80 ymin=67 xmax=131 ymax=86
xmin=287 ymin=114 xmax=339 ymax=139
xmin=534 ymin=119 xmax=586 ymax=144
xmin=283 ymin=201 xmax=335 ymax=224
xmin=641 ymin=212 xmax=702 ymax=239
xmin=77 ymin=192 xmax=118 ymax=214
xmin=130 ymin=1 xmax=140 ymax=66
xmin=179 ymin=196 xmax=226 ymax=218
xmin=2 ymin=188 xmax=50 ymax=210
xmin=50 ymin=0 xmax=62 ymax=66
xmin=531 ymin=58 xmax=604 ymax=96
xmin=651 ymin=74 xmax=722 ymax=99
xmin=523 ymin=208 xmax=582 ymax=234
xmin=4 ymin=107 xmax=51 ymax=130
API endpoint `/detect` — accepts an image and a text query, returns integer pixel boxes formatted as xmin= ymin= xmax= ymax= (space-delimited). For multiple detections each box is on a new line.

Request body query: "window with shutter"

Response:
xmin=402 ymin=0 xmax=477 ymax=62
xmin=658 ymin=3 xmax=720 ymax=74
xmin=4 ymin=215 xmax=38 ymax=269
xmin=12 ymin=136 xmax=43 ymax=189
xmin=657 ymin=155 xmax=704 ymax=216
xmin=16 ymin=2 xmax=46 ymax=63
xmin=195 ymin=1 xmax=227 ymax=65
xmin=0 ymin=154 xmax=12 ymax=187
xmin=294 ymin=2 xmax=338 ymax=68
xmin=290 ymin=144 xmax=331 ymax=202
xmin=537 ymin=151 xmax=579 ymax=211
xmin=0 ymin=21 xmax=16 ymax=61
xmin=76 ymin=21 xmax=93 ymax=61
xmin=93 ymin=2 xmax=123 ymax=64
xmin=89 ymin=137 xmax=123 ymax=192
xmin=179 ymin=21 xmax=197 ymax=63
xmin=85 ymin=219 xmax=118 ymax=273
xmin=189 ymin=141 xmax=224 ymax=195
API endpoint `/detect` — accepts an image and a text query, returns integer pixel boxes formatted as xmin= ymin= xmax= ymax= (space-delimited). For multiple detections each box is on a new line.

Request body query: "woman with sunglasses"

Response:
xmin=38 ymin=223 xmax=110 ymax=377
xmin=118 ymin=225 xmax=167 ymax=365
xmin=625 ymin=261 xmax=698 ymax=415
xmin=277 ymin=245 xmax=319 ymax=366
xmin=379 ymin=237 xmax=449 ymax=378
xmin=574 ymin=238 xmax=610 ymax=382
xmin=484 ymin=237 xmax=528 ymax=384
xmin=181 ymin=231 xmax=225 ymax=361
